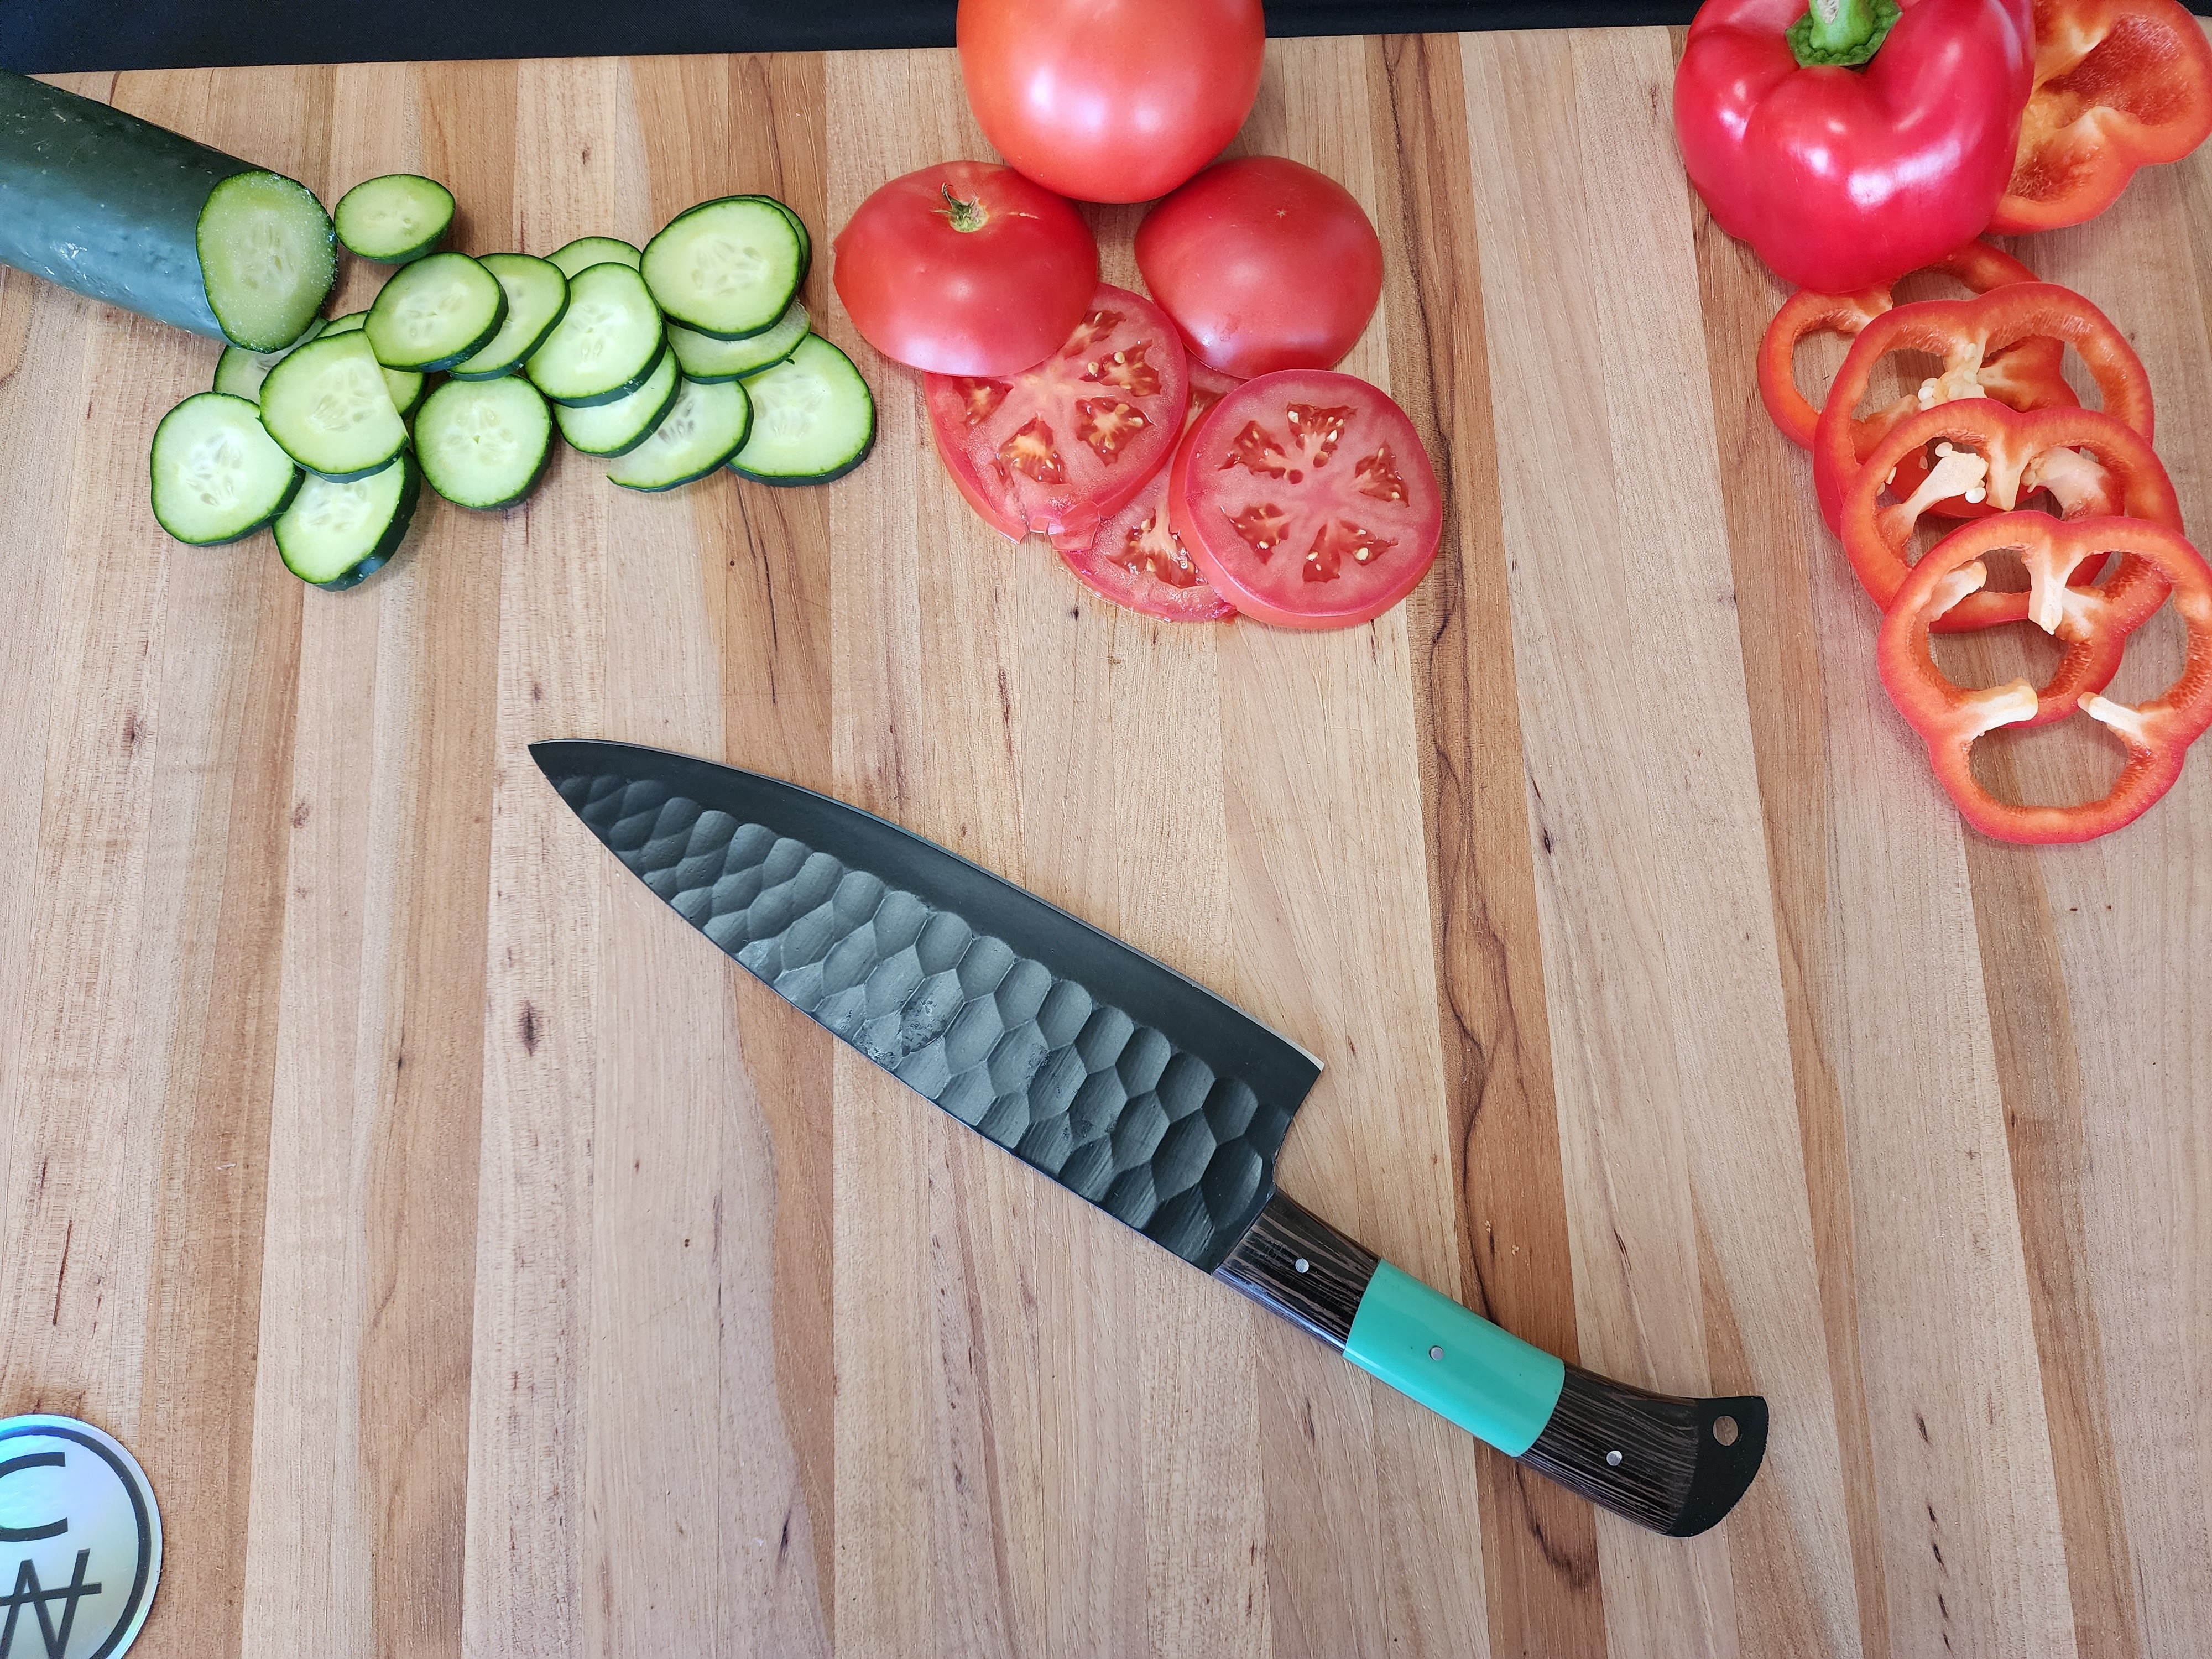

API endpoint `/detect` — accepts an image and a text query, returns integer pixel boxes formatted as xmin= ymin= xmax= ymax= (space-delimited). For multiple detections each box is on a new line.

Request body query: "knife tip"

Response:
xmin=528 ymin=738 xmax=594 ymax=775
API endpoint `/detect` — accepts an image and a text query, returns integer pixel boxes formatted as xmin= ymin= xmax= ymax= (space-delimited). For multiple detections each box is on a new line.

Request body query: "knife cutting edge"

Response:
xmin=531 ymin=739 xmax=1768 ymax=1538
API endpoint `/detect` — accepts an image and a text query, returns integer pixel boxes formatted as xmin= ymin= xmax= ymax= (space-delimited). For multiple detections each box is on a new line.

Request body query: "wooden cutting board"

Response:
xmin=1 ymin=34 xmax=2206 ymax=1659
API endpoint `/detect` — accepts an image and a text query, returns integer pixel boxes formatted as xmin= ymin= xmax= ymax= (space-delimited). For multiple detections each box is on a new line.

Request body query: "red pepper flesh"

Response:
xmin=1991 ymin=0 xmax=2212 ymax=231
xmin=1812 ymin=281 xmax=2154 ymax=529
xmin=1880 ymin=512 xmax=2212 ymax=841
xmin=1839 ymin=400 xmax=2180 ymax=638
xmin=1677 ymin=0 xmax=2034 ymax=293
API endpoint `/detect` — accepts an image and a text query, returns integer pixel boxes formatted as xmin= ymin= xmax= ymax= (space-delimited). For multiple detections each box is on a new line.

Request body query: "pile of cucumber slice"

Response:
xmin=150 ymin=174 xmax=877 ymax=589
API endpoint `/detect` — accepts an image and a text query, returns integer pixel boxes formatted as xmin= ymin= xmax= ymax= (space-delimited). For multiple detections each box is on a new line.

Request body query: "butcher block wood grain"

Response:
xmin=0 ymin=29 xmax=2207 ymax=1658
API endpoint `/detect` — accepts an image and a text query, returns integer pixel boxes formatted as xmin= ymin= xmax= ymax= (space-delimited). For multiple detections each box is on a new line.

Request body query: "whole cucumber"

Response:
xmin=0 ymin=70 xmax=333 ymax=346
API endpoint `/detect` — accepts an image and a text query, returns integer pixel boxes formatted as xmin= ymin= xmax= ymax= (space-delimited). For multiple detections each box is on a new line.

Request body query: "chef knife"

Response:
xmin=533 ymin=739 xmax=1768 ymax=1537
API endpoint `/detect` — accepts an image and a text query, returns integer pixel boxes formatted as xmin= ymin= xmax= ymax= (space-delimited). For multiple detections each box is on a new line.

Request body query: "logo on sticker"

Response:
xmin=0 ymin=1417 xmax=160 ymax=1659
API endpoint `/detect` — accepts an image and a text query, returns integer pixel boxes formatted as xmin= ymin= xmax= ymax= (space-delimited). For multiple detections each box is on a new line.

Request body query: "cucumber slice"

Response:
xmin=314 ymin=310 xmax=425 ymax=415
xmin=642 ymin=197 xmax=802 ymax=340
xmin=449 ymin=253 xmax=570 ymax=380
xmin=547 ymin=236 xmax=640 ymax=278
xmin=197 ymin=170 xmax=340 ymax=351
xmin=416 ymin=377 xmax=554 ymax=509
xmin=258 ymin=331 xmax=408 ymax=481
xmin=212 ymin=315 xmax=327 ymax=401
xmin=606 ymin=376 xmax=753 ymax=492
xmin=667 ymin=301 xmax=808 ymax=383
xmin=334 ymin=173 xmax=455 ymax=263
xmin=149 ymin=391 xmax=302 ymax=544
xmin=366 ymin=251 xmax=509 ymax=372
xmin=275 ymin=454 xmax=421 ymax=588
xmin=729 ymin=335 xmax=874 ymax=486
xmin=552 ymin=349 xmax=680 ymax=457
xmin=524 ymin=263 xmax=665 ymax=405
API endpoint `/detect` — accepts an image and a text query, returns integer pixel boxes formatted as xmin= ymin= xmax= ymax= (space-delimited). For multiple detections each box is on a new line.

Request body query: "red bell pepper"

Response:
xmin=1757 ymin=242 xmax=2067 ymax=450
xmin=1676 ymin=0 xmax=2034 ymax=293
xmin=1880 ymin=512 xmax=2212 ymax=841
xmin=1990 ymin=0 xmax=2212 ymax=231
xmin=1812 ymin=281 xmax=2154 ymax=528
xmin=1839 ymin=401 xmax=2180 ymax=638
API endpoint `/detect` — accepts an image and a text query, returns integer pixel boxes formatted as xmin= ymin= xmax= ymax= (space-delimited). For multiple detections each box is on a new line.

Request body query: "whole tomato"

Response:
xmin=833 ymin=160 xmax=1098 ymax=375
xmin=1135 ymin=158 xmax=1383 ymax=379
xmin=957 ymin=0 xmax=1266 ymax=204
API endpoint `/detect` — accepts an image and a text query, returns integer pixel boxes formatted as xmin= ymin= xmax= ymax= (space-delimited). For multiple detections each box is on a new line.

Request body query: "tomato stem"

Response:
xmin=938 ymin=184 xmax=989 ymax=233
xmin=1788 ymin=0 xmax=1898 ymax=66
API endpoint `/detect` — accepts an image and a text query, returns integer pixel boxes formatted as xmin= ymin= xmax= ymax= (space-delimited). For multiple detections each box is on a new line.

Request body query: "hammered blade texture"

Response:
xmin=542 ymin=748 xmax=1311 ymax=1271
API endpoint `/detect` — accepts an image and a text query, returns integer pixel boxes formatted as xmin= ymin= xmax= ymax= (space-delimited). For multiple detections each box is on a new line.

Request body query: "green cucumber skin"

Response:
xmin=0 ymin=69 xmax=331 ymax=341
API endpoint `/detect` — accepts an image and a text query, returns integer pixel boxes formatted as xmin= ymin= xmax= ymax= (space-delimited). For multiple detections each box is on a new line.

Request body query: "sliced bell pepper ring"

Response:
xmin=1880 ymin=512 xmax=2212 ymax=841
xmin=1990 ymin=0 xmax=2212 ymax=232
xmin=1840 ymin=401 xmax=2179 ymax=637
xmin=1757 ymin=241 xmax=2064 ymax=449
xmin=1812 ymin=281 xmax=2154 ymax=530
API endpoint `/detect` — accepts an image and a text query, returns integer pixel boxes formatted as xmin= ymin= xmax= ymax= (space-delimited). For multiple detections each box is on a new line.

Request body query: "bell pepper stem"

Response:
xmin=1809 ymin=0 xmax=1870 ymax=52
xmin=1788 ymin=0 xmax=1901 ymax=67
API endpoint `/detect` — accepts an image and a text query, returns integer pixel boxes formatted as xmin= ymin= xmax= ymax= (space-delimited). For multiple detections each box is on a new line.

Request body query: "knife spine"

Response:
xmin=1213 ymin=1191 xmax=1379 ymax=1349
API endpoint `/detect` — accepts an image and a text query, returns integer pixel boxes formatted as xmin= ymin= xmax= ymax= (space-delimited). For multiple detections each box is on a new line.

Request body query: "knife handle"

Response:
xmin=1214 ymin=1192 xmax=1767 ymax=1538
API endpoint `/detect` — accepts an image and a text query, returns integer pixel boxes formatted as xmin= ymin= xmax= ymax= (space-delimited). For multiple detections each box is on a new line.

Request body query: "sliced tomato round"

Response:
xmin=925 ymin=282 xmax=1190 ymax=550
xmin=1059 ymin=425 xmax=1236 ymax=622
xmin=1168 ymin=370 xmax=1441 ymax=630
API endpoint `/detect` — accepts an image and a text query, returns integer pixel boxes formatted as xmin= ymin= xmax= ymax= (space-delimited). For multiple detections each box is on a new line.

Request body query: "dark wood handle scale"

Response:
xmin=1215 ymin=1192 xmax=1768 ymax=1537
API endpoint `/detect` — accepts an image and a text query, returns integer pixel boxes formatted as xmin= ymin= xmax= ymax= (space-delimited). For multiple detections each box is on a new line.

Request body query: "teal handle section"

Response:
xmin=1343 ymin=1261 xmax=1567 ymax=1457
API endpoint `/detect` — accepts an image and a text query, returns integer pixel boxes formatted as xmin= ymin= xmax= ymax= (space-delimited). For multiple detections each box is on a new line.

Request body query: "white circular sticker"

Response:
xmin=0 ymin=1417 xmax=160 ymax=1659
